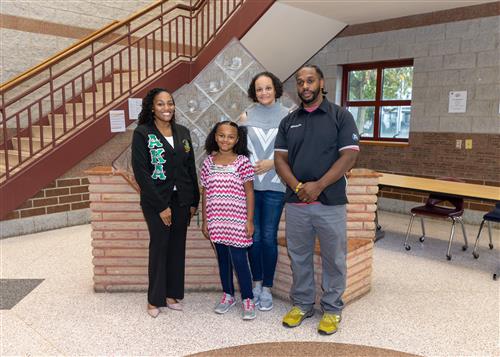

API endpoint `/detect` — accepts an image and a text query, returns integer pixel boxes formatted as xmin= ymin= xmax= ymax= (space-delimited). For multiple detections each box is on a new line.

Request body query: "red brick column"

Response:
xmin=87 ymin=166 xmax=218 ymax=292
xmin=273 ymin=168 xmax=379 ymax=304
xmin=346 ymin=168 xmax=380 ymax=241
xmin=87 ymin=167 xmax=379 ymax=301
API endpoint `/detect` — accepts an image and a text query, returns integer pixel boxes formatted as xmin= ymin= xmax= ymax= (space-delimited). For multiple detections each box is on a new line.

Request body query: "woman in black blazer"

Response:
xmin=132 ymin=88 xmax=200 ymax=317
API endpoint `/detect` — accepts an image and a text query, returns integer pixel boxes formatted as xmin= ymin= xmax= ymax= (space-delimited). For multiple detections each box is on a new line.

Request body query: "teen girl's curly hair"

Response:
xmin=204 ymin=121 xmax=250 ymax=157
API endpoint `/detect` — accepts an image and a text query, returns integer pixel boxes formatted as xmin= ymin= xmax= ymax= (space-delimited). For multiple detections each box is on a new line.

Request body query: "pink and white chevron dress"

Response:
xmin=200 ymin=154 xmax=254 ymax=248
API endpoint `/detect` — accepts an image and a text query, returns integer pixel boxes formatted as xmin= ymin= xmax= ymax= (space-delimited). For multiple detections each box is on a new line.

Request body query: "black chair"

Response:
xmin=403 ymin=193 xmax=468 ymax=260
xmin=472 ymin=202 xmax=500 ymax=280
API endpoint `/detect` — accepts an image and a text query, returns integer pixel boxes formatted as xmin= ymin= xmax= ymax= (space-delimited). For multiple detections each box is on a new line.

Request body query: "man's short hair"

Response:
xmin=295 ymin=64 xmax=325 ymax=80
xmin=295 ymin=64 xmax=328 ymax=95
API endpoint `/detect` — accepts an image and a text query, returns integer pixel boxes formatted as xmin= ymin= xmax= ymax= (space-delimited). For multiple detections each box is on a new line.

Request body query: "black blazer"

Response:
xmin=131 ymin=122 xmax=200 ymax=213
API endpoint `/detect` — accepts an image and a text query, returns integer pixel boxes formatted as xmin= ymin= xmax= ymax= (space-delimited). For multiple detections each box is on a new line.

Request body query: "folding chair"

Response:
xmin=403 ymin=193 xmax=468 ymax=260
xmin=472 ymin=202 xmax=500 ymax=280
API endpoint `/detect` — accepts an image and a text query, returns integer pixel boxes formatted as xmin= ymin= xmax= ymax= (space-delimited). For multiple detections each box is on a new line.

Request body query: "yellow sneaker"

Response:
xmin=282 ymin=306 xmax=314 ymax=328
xmin=317 ymin=312 xmax=341 ymax=335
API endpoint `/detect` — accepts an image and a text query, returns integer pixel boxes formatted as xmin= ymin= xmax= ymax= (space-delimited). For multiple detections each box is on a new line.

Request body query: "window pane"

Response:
xmin=348 ymin=69 xmax=376 ymax=101
xmin=382 ymin=66 xmax=413 ymax=100
xmin=347 ymin=106 xmax=374 ymax=138
xmin=379 ymin=106 xmax=411 ymax=139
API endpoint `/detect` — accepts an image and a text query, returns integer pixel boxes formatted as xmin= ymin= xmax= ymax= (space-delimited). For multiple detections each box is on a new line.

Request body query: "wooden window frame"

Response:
xmin=341 ymin=59 xmax=414 ymax=143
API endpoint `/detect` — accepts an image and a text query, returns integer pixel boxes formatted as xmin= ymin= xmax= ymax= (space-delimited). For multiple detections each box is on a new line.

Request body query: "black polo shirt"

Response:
xmin=274 ymin=97 xmax=360 ymax=205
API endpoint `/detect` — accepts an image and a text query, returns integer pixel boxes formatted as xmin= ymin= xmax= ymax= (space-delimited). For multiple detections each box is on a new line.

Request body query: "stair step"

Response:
xmin=113 ymin=71 xmax=148 ymax=84
xmin=0 ymin=151 xmax=17 ymax=166
xmin=11 ymin=137 xmax=43 ymax=152
xmin=83 ymin=91 xmax=116 ymax=104
xmin=48 ymin=114 xmax=85 ymax=128
xmin=95 ymin=81 xmax=130 ymax=94
xmin=31 ymin=125 xmax=65 ymax=140
xmin=0 ymin=150 xmax=30 ymax=166
xmin=65 ymin=102 xmax=103 ymax=115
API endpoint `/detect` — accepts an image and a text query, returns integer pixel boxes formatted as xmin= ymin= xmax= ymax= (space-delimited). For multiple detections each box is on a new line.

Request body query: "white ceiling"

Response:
xmin=278 ymin=0 xmax=498 ymax=25
xmin=242 ymin=3 xmax=345 ymax=80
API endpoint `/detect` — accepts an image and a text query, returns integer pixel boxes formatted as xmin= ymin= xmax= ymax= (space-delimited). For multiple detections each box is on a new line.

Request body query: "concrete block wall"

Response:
xmin=0 ymin=0 xmax=153 ymax=81
xmin=287 ymin=15 xmax=499 ymax=138
xmin=1 ymin=0 xmax=233 ymax=82
xmin=87 ymin=166 xmax=378 ymax=302
xmin=283 ymin=11 xmax=500 ymax=217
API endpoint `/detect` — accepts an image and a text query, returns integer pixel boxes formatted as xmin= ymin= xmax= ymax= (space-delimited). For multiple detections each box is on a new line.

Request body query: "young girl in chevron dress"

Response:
xmin=200 ymin=121 xmax=256 ymax=320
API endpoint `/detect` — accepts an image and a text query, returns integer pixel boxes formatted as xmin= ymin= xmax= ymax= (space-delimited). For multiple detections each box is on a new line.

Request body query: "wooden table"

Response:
xmin=378 ymin=173 xmax=499 ymax=277
xmin=379 ymin=173 xmax=500 ymax=201
xmin=374 ymin=173 xmax=500 ymax=241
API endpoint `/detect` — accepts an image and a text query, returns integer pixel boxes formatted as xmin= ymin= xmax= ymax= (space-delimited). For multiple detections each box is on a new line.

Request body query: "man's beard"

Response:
xmin=299 ymin=87 xmax=321 ymax=104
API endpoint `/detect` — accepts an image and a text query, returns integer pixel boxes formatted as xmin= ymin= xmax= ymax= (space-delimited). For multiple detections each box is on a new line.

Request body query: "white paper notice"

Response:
xmin=109 ymin=110 xmax=126 ymax=132
xmin=448 ymin=91 xmax=467 ymax=113
xmin=128 ymin=98 xmax=142 ymax=120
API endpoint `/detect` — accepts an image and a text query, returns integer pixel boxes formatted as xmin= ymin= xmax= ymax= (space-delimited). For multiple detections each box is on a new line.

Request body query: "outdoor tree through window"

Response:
xmin=342 ymin=59 xmax=413 ymax=142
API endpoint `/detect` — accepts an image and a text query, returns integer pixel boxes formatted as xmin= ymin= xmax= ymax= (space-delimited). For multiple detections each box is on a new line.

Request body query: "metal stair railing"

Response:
xmin=0 ymin=0 xmax=244 ymax=181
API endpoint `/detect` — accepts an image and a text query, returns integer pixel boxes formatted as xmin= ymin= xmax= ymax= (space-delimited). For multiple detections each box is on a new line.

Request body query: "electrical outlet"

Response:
xmin=455 ymin=139 xmax=462 ymax=149
xmin=465 ymin=139 xmax=472 ymax=149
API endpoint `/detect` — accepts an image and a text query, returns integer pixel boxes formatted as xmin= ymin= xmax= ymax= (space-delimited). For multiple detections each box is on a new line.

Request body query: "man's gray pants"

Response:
xmin=285 ymin=203 xmax=347 ymax=315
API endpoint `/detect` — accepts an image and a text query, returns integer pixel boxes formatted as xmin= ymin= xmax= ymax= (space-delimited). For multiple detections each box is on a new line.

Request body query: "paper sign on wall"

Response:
xmin=448 ymin=91 xmax=467 ymax=113
xmin=109 ymin=110 xmax=126 ymax=132
xmin=128 ymin=98 xmax=142 ymax=120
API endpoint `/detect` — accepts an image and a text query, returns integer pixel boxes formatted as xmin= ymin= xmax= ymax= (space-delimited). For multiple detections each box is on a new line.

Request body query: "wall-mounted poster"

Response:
xmin=448 ymin=91 xmax=467 ymax=113
xmin=128 ymin=98 xmax=142 ymax=120
xmin=109 ymin=110 xmax=126 ymax=132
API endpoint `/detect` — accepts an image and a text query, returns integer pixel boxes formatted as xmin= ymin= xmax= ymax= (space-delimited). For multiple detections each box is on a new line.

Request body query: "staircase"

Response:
xmin=0 ymin=0 xmax=274 ymax=219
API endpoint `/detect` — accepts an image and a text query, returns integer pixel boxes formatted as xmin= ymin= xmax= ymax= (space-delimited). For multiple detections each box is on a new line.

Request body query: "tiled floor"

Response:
xmin=1 ymin=211 xmax=498 ymax=356
xmin=0 ymin=279 xmax=44 ymax=309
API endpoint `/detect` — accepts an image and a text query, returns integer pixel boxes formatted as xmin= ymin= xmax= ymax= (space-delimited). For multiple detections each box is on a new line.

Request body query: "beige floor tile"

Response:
xmin=1 ymin=213 xmax=498 ymax=356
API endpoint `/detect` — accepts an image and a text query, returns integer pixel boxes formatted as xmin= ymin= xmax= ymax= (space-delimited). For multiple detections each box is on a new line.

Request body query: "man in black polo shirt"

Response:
xmin=274 ymin=64 xmax=359 ymax=335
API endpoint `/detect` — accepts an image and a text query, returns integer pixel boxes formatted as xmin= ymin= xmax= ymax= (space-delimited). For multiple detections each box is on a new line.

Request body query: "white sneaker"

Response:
xmin=242 ymin=298 xmax=256 ymax=320
xmin=258 ymin=287 xmax=273 ymax=311
xmin=252 ymin=283 xmax=262 ymax=306
xmin=214 ymin=293 xmax=236 ymax=314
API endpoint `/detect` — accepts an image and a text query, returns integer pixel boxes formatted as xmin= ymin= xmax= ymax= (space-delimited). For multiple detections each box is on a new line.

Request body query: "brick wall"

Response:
xmin=274 ymin=238 xmax=373 ymax=305
xmin=357 ymin=133 xmax=500 ymax=186
xmin=2 ymin=177 xmax=89 ymax=221
xmin=88 ymin=166 xmax=378 ymax=303
xmin=357 ymin=132 xmax=500 ymax=213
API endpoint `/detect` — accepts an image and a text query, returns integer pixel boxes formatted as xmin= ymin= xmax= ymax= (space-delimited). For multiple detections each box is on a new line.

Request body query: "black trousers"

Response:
xmin=142 ymin=193 xmax=190 ymax=307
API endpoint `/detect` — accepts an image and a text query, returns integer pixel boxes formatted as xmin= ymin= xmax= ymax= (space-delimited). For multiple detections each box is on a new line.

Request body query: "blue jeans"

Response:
xmin=248 ymin=190 xmax=285 ymax=287
xmin=214 ymin=243 xmax=253 ymax=300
